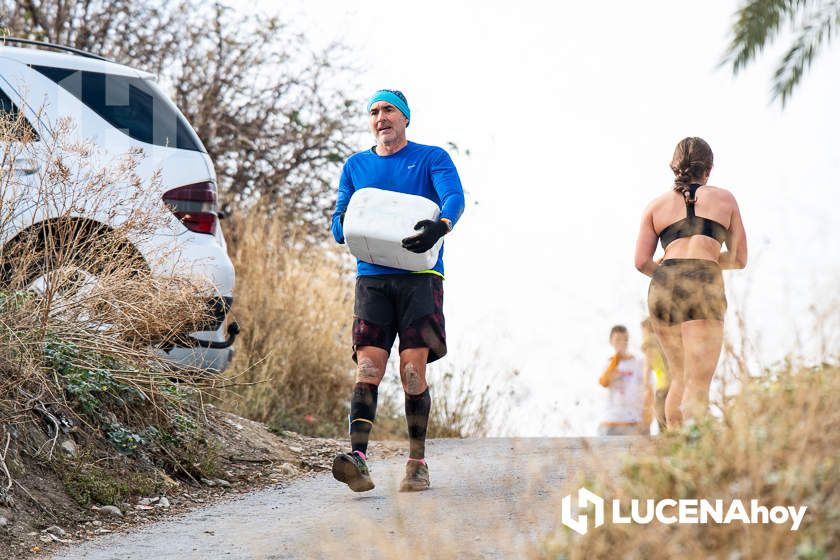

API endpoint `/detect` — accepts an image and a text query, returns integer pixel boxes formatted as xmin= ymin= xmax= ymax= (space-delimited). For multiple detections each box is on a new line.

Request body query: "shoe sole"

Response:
xmin=332 ymin=455 xmax=375 ymax=492
xmin=399 ymin=479 xmax=430 ymax=492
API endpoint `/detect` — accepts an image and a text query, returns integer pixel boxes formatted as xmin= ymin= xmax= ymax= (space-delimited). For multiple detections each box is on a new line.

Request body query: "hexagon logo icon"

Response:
xmin=560 ymin=487 xmax=605 ymax=535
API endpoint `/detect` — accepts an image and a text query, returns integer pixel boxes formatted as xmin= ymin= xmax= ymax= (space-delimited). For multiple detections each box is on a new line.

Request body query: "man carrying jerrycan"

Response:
xmin=330 ymin=89 xmax=465 ymax=492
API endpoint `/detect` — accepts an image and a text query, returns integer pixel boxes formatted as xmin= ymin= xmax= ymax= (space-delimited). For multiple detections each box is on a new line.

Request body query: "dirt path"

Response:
xmin=50 ymin=437 xmax=640 ymax=560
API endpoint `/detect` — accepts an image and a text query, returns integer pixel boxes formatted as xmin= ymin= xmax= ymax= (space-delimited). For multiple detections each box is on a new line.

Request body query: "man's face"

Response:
xmin=610 ymin=332 xmax=629 ymax=355
xmin=369 ymin=101 xmax=408 ymax=146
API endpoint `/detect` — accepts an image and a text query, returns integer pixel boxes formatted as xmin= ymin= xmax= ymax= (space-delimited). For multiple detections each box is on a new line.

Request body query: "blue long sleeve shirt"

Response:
xmin=331 ymin=141 xmax=465 ymax=277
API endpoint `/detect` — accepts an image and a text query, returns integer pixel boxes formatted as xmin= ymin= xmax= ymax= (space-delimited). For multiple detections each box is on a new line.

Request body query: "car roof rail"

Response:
xmin=0 ymin=36 xmax=111 ymax=62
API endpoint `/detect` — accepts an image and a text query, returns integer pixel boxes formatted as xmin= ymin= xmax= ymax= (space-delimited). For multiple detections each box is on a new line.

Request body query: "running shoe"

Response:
xmin=399 ymin=460 xmax=430 ymax=492
xmin=332 ymin=451 xmax=375 ymax=492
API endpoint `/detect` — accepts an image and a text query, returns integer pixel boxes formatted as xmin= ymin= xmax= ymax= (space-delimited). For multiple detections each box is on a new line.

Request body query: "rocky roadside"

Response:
xmin=0 ymin=408 xmax=403 ymax=560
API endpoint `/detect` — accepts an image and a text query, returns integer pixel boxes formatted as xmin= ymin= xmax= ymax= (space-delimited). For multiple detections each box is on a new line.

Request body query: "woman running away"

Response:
xmin=634 ymin=137 xmax=747 ymax=428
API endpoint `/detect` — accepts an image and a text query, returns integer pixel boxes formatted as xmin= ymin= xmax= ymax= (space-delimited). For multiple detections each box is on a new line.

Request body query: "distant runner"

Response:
xmin=598 ymin=325 xmax=652 ymax=436
xmin=641 ymin=318 xmax=669 ymax=432
xmin=634 ymin=137 xmax=747 ymax=427
xmin=329 ymin=89 xmax=465 ymax=492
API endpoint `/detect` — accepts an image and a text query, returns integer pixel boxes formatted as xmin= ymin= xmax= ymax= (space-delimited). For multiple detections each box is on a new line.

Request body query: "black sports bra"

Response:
xmin=659 ymin=184 xmax=728 ymax=250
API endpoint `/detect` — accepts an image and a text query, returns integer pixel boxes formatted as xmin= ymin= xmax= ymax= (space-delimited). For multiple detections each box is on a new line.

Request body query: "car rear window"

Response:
xmin=32 ymin=65 xmax=205 ymax=152
xmin=0 ymin=86 xmax=40 ymax=141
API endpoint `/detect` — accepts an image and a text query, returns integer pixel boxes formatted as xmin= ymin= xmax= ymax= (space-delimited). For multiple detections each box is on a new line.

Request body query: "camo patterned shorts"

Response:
xmin=648 ymin=259 xmax=727 ymax=326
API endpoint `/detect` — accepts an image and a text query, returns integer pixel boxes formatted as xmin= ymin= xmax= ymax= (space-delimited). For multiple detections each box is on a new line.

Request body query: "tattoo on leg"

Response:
xmin=356 ymin=357 xmax=382 ymax=385
xmin=402 ymin=362 xmax=425 ymax=395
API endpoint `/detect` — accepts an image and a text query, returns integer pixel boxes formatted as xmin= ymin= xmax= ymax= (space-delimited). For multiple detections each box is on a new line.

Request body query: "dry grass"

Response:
xmin=0 ymin=107 xmax=226 ymax=501
xmin=0 ymin=113 xmax=214 ymax=348
xmin=535 ymin=360 xmax=840 ymax=559
xmin=217 ymin=207 xmax=356 ymax=436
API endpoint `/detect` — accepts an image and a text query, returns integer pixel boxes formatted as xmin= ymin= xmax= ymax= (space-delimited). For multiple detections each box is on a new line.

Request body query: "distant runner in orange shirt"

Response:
xmin=598 ymin=325 xmax=652 ymax=436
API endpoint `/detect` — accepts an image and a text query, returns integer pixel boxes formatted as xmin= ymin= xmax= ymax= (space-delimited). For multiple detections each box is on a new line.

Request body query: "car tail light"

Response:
xmin=162 ymin=181 xmax=218 ymax=235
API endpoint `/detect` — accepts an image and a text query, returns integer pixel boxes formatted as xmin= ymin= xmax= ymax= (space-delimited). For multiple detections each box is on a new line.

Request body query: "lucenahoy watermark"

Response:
xmin=561 ymin=487 xmax=807 ymax=535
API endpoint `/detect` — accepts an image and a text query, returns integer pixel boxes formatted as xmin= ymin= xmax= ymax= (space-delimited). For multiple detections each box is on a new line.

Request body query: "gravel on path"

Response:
xmin=50 ymin=437 xmax=640 ymax=560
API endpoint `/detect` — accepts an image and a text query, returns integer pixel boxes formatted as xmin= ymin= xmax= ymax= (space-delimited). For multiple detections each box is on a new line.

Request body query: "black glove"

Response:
xmin=401 ymin=219 xmax=450 ymax=253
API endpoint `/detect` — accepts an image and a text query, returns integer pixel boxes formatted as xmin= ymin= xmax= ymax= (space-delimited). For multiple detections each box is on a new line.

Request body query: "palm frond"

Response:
xmin=772 ymin=0 xmax=840 ymax=105
xmin=722 ymin=0 xmax=802 ymax=74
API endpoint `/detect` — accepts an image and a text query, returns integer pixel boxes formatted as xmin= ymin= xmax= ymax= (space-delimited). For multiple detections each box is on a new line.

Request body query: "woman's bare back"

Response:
xmin=650 ymin=185 xmax=735 ymax=262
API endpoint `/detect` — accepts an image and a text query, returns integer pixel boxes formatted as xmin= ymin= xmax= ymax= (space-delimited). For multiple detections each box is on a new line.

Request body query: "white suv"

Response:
xmin=0 ymin=38 xmax=237 ymax=372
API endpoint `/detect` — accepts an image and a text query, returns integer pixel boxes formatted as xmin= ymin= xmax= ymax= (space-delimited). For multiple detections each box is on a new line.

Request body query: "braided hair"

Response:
xmin=670 ymin=137 xmax=713 ymax=199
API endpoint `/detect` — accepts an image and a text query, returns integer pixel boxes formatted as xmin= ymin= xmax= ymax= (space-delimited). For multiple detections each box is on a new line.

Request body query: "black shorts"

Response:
xmin=648 ymin=259 xmax=727 ymax=326
xmin=352 ymin=274 xmax=446 ymax=364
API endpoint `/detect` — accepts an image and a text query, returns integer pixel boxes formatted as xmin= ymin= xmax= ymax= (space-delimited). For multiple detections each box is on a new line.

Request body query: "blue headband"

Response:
xmin=367 ymin=89 xmax=410 ymax=126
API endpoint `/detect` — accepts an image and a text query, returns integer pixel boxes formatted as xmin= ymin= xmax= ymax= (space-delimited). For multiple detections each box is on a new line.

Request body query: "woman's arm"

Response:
xmin=719 ymin=193 xmax=747 ymax=269
xmin=635 ymin=203 xmax=660 ymax=277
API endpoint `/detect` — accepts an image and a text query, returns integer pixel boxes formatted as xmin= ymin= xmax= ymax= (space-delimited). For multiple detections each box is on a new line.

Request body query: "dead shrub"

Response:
xmin=217 ymin=206 xmax=355 ymax=436
xmin=0 ymin=105 xmax=225 ymax=505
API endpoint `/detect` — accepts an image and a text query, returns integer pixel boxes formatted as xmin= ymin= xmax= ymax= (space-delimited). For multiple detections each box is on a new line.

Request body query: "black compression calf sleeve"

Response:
xmin=350 ymin=382 xmax=378 ymax=456
xmin=405 ymin=388 xmax=431 ymax=460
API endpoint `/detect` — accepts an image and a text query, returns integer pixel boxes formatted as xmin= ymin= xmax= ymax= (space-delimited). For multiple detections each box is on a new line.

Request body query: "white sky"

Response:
xmin=229 ymin=0 xmax=840 ymax=436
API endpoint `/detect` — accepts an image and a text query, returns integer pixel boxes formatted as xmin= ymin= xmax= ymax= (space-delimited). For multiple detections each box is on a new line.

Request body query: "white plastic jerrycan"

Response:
xmin=343 ymin=188 xmax=443 ymax=271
